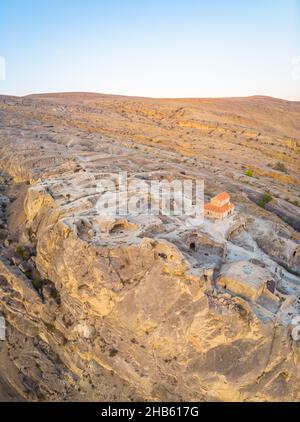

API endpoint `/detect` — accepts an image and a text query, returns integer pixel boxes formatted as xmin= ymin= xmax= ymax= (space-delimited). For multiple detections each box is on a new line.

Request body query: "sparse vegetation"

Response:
xmin=109 ymin=348 xmax=119 ymax=357
xmin=0 ymin=230 xmax=7 ymax=240
xmin=1 ymin=89 xmax=300 ymax=403
xmin=257 ymin=193 xmax=272 ymax=209
xmin=15 ymin=245 xmax=24 ymax=258
xmin=32 ymin=278 xmax=43 ymax=290
xmin=273 ymin=161 xmax=288 ymax=174
xmin=43 ymin=321 xmax=56 ymax=333
xmin=15 ymin=245 xmax=31 ymax=260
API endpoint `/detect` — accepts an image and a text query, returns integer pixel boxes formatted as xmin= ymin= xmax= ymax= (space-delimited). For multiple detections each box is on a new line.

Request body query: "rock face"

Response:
xmin=217 ymin=261 xmax=277 ymax=302
xmin=0 ymin=93 xmax=300 ymax=402
xmin=0 ymin=316 xmax=5 ymax=341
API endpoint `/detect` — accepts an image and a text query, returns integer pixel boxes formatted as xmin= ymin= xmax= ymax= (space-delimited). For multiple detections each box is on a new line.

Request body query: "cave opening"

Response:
xmin=189 ymin=242 xmax=196 ymax=251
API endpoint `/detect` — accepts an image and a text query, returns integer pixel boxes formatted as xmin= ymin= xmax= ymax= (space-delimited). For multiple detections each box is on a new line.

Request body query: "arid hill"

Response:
xmin=0 ymin=93 xmax=299 ymax=402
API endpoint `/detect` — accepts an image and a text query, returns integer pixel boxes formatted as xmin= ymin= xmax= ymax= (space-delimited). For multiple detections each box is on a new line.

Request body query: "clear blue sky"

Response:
xmin=0 ymin=0 xmax=299 ymax=99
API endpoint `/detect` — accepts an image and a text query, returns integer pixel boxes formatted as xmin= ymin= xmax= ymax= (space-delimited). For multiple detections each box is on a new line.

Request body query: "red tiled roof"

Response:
xmin=204 ymin=202 xmax=234 ymax=214
xmin=212 ymin=192 xmax=230 ymax=202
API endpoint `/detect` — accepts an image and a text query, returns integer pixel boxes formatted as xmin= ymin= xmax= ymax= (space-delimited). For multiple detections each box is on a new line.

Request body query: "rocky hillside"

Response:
xmin=0 ymin=93 xmax=299 ymax=402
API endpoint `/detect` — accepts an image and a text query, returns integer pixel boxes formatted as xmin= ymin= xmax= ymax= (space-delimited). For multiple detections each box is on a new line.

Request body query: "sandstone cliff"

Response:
xmin=0 ymin=94 xmax=299 ymax=402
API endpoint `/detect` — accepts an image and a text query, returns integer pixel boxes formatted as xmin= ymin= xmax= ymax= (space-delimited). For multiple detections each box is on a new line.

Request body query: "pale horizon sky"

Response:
xmin=0 ymin=0 xmax=300 ymax=100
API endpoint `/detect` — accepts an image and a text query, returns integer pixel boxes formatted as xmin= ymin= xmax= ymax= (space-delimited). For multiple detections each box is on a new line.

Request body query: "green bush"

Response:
xmin=257 ymin=193 xmax=272 ymax=209
xmin=15 ymin=245 xmax=31 ymax=260
xmin=245 ymin=170 xmax=253 ymax=177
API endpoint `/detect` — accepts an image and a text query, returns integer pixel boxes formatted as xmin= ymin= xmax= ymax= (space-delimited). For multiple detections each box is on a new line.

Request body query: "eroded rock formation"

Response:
xmin=0 ymin=93 xmax=300 ymax=402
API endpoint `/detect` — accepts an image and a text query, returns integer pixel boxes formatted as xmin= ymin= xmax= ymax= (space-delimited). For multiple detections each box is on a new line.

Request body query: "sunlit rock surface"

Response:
xmin=0 ymin=93 xmax=299 ymax=402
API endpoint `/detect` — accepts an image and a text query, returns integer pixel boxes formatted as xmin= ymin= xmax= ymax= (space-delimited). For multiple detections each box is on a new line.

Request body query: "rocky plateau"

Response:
xmin=0 ymin=93 xmax=299 ymax=402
